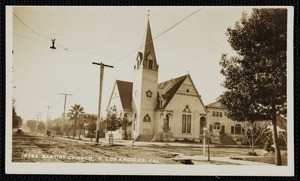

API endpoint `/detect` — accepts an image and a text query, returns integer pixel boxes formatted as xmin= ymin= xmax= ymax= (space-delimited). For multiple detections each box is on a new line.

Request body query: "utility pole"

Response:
xmin=59 ymin=93 xmax=72 ymax=137
xmin=35 ymin=112 xmax=42 ymax=135
xmin=92 ymin=61 xmax=113 ymax=143
xmin=45 ymin=106 xmax=52 ymax=132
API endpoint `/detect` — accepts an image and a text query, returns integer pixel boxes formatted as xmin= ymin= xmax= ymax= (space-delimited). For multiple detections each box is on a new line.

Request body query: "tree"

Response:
xmin=26 ymin=120 xmax=37 ymax=133
xmin=219 ymin=9 xmax=287 ymax=165
xmin=37 ymin=121 xmax=46 ymax=133
xmin=84 ymin=114 xmax=97 ymax=140
xmin=67 ymin=104 xmax=85 ymax=139
xmin=105 ymin=112 xmax=119 ymax=144
xmin=117 ymin=113 xmax=132 ymax=140
xmin=106 ymin=113 xmax=118 ymax=133
xmin=13 ymin=107 xmax=23 ymax=129
xmin=240 ymin=121 xmax=272 ymax=153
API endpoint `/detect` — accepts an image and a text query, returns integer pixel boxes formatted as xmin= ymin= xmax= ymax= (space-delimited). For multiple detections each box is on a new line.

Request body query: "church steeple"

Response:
xmin=135 ymin=12 xmax=158 ymax=71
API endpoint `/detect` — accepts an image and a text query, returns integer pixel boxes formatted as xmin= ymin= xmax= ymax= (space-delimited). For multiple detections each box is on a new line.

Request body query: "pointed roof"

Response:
xmin=157 ymin=75 xmax=189 ymax=109
xmin=116 ymin=80 xmax=133 ymax=110
xmin=110 ymin=74 xmax=207 ymax=112
xmin=141 ymin=20 xmax=156 ymax=61
xmin=137 ymin=18 xmax=158 ymax=70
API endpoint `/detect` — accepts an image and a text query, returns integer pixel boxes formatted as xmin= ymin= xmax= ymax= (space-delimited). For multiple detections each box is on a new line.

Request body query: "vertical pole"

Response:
xmin=35 ymin=113 xmax=39 ymax=135
xmin=203 ymin=128 xmax=206 ymax=156
xmin=45 ymin=106 xmax=51 ymax=132
xmin=93 ymin=62 xmax=113 ymax=143
xmin=60 ymin=93 xmax=72 ymax=137
xmin=96 ymin=64 xmax=104 ymax=142
xmin=208 ymin=139 xmax=210 ymax=161
xmin=62 ymin=94 xmax=67 ymax=136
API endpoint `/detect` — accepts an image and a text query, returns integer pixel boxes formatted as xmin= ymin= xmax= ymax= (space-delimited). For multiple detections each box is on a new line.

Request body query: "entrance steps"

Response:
xmin=223 ymin=135 xmax=237 ymax=145
xmin=135 ymin=135 xmax=154 ymax=142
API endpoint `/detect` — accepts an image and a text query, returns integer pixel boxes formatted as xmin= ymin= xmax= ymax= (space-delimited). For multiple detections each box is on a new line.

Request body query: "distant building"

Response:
xmin=106 ymin=18 xmax=207 ymax=142
xmin=205 ymin=101 xmax=245 ymax=145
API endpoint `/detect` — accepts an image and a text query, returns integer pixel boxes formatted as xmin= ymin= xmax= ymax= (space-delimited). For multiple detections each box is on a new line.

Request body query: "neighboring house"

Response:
xmin=206 ymin=101 xmax=245 ymax=145
xmin=106 ymin=18 xmax=207 ymax=142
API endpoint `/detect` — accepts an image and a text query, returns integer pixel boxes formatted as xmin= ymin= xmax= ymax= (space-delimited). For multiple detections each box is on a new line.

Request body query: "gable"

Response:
xmin=176 ymin=76 xmax=198 ymax=96
xmin=107 ymin=80 xmax=133 ymax=112
xmin=157 ymin=75 xmax=188 ymax=109
xmin=165 ymin=75 xmax=207 ymax=114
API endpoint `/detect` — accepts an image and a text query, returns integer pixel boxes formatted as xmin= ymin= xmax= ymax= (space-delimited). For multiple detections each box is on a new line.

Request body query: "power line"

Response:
xmin=13 ymin=12 xmax=50 ymax=40
xmin=112 ymin=8 xmax=203 ymax=65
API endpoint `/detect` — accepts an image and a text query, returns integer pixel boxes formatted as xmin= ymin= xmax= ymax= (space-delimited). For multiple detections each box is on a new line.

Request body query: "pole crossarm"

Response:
xmin=92 ymin=62 xmax=114 ymax=68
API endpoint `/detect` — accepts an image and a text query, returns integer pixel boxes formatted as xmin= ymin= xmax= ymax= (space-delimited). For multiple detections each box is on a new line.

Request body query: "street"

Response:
xmin=12 ymin=134 xmax=287 ymax=165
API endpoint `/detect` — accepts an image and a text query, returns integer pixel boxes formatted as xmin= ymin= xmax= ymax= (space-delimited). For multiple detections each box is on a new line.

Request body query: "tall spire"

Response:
xmin=136 ymin=10 xmax=158 ymax=71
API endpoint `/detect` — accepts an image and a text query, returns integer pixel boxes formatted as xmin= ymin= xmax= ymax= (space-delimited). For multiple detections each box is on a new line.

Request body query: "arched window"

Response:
xmin=182 ymin=105 xmax=191 ymax=133
xmin=148 ymin=59 xmax=153 ymax=69
xmin=213 ymin=122 xmax=221 ymax=130
xmin=231 ymin=124 xmax=244 ymax=134
xmin=143 ymin=114 xmax=151 ymax=122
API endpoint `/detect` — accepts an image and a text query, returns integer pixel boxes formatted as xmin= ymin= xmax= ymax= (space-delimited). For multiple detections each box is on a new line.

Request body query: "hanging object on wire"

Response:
xmin=50 ymin=39 xmax=57 ymax=49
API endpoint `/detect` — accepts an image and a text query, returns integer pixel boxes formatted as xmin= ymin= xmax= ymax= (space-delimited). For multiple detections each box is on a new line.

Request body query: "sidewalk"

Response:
xmin=174 ymin=155 xmax=273 ymax=166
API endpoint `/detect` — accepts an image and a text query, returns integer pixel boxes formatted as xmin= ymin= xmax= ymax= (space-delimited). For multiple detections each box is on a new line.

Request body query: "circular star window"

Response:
xmin=146 ymin=90 xmax=153 ymax=98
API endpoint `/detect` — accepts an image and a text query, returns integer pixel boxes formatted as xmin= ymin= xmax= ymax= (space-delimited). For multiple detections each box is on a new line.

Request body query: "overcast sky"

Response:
xmin=11 ymin=6 xmax=253 ymax=121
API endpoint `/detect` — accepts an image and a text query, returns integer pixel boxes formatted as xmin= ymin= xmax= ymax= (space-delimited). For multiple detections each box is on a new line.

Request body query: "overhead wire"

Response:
xmin=13 ymin=8 xmax=203 ymax=119
xmin=111 ymin=8 xmax=203 ymax=65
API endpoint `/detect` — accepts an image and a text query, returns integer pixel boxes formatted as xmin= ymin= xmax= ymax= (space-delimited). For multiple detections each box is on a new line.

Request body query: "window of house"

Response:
xmin=212 ymin=111 xmax=222 ymax=117
xmin=213 ymin=122 xmax=221 ymax=129
xmin=209 ymin=124 xmax=213 ymax=132
xmin=231 ymin=126 xmax=234 ymax=134
xmin=182 ymin=105 xmax=192 ymax=133
xmin=234 ymin=124 xmax=242 ymax=134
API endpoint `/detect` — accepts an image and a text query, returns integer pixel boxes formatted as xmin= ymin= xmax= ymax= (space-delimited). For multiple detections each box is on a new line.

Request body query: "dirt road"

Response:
xmin=11 ymin=134 xmax=287 ymax=165
xmin=12 ymin=134 xmax=178 ymax=164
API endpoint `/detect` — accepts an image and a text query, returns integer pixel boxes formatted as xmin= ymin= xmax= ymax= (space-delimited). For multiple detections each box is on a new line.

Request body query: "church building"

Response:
xmin=106 ymin=18 xmax=207 ymax=142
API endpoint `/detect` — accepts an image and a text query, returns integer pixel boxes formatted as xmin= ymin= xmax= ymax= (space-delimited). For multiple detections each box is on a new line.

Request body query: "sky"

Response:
xmin=11 ymin=6 xmax=253 ymax=122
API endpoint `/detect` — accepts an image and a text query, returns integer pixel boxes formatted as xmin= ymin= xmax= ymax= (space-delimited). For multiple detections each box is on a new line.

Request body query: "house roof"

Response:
xmin=116 ymin=80 xmax=133 ymax=110
xmin=206 ymin=101 xmax=222 ymax=109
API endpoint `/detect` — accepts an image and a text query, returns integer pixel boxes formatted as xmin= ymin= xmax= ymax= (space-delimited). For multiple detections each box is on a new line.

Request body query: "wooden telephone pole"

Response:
xmin=59 ymin=93 xmax=72 ymax=137
xmin=45 ymin=106 xmax=52 ymax=132
xmin=92 ymin=62 xmax=113 ymax=143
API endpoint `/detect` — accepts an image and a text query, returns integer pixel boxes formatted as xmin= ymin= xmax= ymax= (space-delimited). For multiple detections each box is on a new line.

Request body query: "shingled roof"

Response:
xmin=114 ymin=74 xmax=190 ymax=110
xmin=116 ymin=80 xmax=133 ymax=110
xmin=157 ymin=74 xmax=189 ymax=109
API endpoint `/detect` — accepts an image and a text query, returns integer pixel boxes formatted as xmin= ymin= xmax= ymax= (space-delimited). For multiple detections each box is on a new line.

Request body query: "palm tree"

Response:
xmin=67 ymin=104 xmax=85 ymax=139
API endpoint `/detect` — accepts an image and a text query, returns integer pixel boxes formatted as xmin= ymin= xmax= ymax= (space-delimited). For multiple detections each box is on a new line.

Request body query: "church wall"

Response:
xmin=107 ymin=84 xmax=124 ymax=117
xmin=132 ymin=65 xmax=158 ymax=137
xmin=165 ymin=93 xmax=206 ymax=140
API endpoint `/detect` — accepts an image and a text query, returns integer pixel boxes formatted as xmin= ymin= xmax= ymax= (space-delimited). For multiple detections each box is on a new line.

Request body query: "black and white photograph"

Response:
xmin=6 ymin=6 xmax=294 ymax=176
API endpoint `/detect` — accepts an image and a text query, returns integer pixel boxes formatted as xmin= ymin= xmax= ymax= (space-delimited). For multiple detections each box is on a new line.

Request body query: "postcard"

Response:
xmin=6 ymin=6 xmax=294 ymax=176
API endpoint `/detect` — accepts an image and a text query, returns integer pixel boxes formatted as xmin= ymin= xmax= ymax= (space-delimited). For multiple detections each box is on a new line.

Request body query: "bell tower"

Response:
xmin=132 ymin=13 xmax=159 ymax=139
